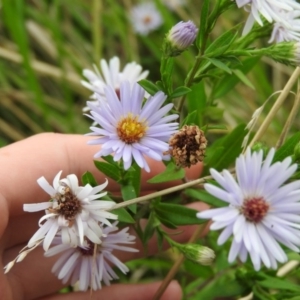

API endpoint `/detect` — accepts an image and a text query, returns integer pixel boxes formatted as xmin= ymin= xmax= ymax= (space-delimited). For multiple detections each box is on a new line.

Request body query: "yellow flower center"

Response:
xmin=117 ymin=114 xmax=147 ymax=144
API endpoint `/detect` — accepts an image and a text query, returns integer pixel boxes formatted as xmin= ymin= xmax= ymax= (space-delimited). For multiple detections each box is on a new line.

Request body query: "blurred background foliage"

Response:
xmin=0 ymin=0 xmax=297 ymax=148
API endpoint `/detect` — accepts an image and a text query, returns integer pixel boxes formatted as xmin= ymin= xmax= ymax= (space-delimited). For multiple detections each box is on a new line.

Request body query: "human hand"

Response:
xmin=0 ymin=133 xmax=206 ymax=300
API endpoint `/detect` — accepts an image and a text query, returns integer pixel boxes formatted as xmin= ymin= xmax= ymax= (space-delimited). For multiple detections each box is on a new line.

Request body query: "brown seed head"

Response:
xmin=52 ymin=184 xmax=82 ymax=222
xmin=168 ymin=125 xmax=207 ymax=168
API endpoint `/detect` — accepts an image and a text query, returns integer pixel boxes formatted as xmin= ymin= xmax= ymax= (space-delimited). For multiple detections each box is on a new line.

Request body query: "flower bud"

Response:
xmin=168 ymin=125 xmax=207 ymax=168
xmin=263 ymin=42 xmax=300 ymax=67
xmin=164 ymin=21 xmax=198 ymax=57
xmin=178 ymin=243 xmax=215 ymax=265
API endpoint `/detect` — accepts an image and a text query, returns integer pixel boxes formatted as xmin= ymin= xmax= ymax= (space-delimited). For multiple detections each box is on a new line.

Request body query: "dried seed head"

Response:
xmin=169 ymin=125 xmax=207 ymax=168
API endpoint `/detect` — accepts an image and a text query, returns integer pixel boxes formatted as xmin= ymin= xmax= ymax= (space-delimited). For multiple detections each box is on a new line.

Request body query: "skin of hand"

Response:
xmin=0 ymin=133 xmax=208 ymax=300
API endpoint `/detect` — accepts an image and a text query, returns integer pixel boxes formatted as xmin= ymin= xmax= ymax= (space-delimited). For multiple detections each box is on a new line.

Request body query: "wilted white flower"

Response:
xmin=130 ymin=2 xmax=163 ymax=35
xmin=81 ymin=57 xmax=149 ymax=112
xmin=24 ymin=171 xmax=117 ymax=251
xmin=45 ymin=223 xmax=138 ymax=291
xmin=269 ymin=9 xmax=300 ymax=43
xmin=87 ymin=81 xmax=179 ymax=172
xmin=236 ymin=0 xmax=300 ymax=35
xmin=197 ymin=148 xmax=300 ymax=270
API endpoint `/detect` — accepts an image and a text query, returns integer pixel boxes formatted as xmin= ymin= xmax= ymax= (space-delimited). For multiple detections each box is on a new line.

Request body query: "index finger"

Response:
xmin=0 ymin=133 xmax=202 ymax=217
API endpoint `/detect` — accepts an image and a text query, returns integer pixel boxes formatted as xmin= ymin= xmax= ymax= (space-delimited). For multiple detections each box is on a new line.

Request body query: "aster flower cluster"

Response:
xmin=5 ymin=171 xmax=138 ymax=291
xmin=197 ymin=148 xmax=300 ymax=270
xmin=236 ymin=0 xmax=300 ymax=43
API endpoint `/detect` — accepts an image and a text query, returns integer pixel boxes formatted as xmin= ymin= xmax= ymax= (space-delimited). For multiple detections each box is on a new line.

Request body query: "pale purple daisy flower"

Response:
xmin=87 ymin=81 xmax=179 ymax=172
xmin=24 ymin=171 xmax=118 ymax=251
xmin=269 ymin=9 xmax=300 ymax=43
xmin=236 ymin=0 xmax=300 ymax=35
xmin=197 ymin=148 xmax=300 ymax=271
xmin=44 ymin=223 xmax=138 ymax=291
xmin=130 ymin=3 xmax=163 ymax=36
xmin=81 ymin=57 xmax=149 ymax=112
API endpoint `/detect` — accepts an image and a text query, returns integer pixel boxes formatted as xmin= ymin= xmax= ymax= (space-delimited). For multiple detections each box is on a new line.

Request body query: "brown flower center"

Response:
xmin=52 ymin=184 xmax=82 ymax=221
xmin=79 ymin=240 xmax=95 ymax=256
xmin=117 ymin=113 xmax=147 ymax=144
xmin=143 ymin=16 xmax=152 ymax=25
xmin=241 ymin=197 xmax=269 ymax=223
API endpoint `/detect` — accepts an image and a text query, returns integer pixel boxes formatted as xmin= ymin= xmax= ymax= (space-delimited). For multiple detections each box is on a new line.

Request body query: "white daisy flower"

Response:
xmin=130 ymin=3 xmax=163 ymax=36
xmin=24 ymin=171 xmax=118 ymax=251
xmin=269 ymin=9 xmax=300 ymax=43
xmin=87 ymin=81 xmax=179 ymax=172
xmin=44 ymin=223 xmax=138 ymax=291
xmin=81 ymin=56 xmax=149 ymax=108
xmin=236 ymin=0 xmax=300 ymax=35
xmin=197 ymin=148 xmax=300 ymax=271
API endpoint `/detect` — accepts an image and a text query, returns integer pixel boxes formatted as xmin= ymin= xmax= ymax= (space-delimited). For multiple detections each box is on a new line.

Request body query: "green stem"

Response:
xmin=177 ymin=52 xmax=203 ymax=113
xmin=108 ymin=174 xmax=210 ymax=211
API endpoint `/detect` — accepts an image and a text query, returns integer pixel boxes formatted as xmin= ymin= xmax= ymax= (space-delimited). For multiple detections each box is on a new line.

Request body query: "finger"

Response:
xmin=0 ymin=133 xmax=202 ymax=217
xmin=40 ymin=281 xmax=182 ymax=300
xmin=3 ymin=202 xmax=208 ymax=298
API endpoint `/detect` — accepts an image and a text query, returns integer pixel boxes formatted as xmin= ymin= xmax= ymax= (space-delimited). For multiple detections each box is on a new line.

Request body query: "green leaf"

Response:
xmin=273 ymin=132 xmax=300 ymax=162
xmin=102 ymin=155 xmax=118 ymax=166
xmin=205 ymin=27 xmax=238 ymax=57
xmin=232 ymin=69 xmax=255 ymax=89
xmin=142 ymin=212 xmax=160 ymax=245
xmin=184 ymin=188 xmax=227 ymax=207
xmin=138 ymin=79 xmax=161 ymax=96
xmin=121 ymin=184 xmax=137 ymax=213
xmin=187 ymin=81 xmax=207 ymax=127
xmin=204 ymin=146 xmax=224 ymax=167
xmin=94 ymin=160 xmax=120 ymax=182
xmin=154 ymin=203 xmax=206 ymax=226
xmin=81 ymin=171 xmax=98 ymax=187
xmin=181 ymin=111 xmax=198 ymax=126
xmin=258 ymin=275 xmax=300 ymax=292
xmin=126 ymin=163 xmax=141 ymax=197
xmin=147 ymin=161 xmax=185 ymax=183
xmin=204 ymin=124 xmax=247 ymax=172
xmin=170 ymin=86 xmax=191 ymax=99
xmin=203 ymin=106 xmax=224 ymax=121
xmin=207 ymin=58 xmax=232 ymax=74
xmin=212 ymin=56 xmax=260 ymax=99
xmin=111 ymin=208 xmax=135 ymax=223
xmin=196 ymin=0 xmax=210 ymax=50
xmin=156 ymin=214 xmax=177 ymax=229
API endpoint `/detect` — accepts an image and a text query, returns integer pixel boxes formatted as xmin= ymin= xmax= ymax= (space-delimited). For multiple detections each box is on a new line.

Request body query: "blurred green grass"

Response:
xmin=0 ymin=0 xmax=298 ymax=149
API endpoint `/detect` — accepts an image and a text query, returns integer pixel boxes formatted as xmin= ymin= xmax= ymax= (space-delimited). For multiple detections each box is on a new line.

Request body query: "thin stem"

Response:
xmin=248 ymin=67 xmax=300 ymax=148
xmin=276 ymin=81 xmax=300 ymax=148
xmin=153 ymin=224 xmax=206 ymax=300
xmin=108 ymin=175 xmax=210 ymax=211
